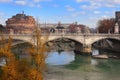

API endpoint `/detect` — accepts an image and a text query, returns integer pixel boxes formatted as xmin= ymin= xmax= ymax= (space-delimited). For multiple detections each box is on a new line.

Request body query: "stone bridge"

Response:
xmin=0 ymin=33 xmax=120 ymax=53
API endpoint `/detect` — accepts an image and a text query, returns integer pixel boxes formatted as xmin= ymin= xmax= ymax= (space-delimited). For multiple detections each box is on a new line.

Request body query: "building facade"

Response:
xmin=6 ymin=12 xmax=36 ymax=34
xmin=40 ymin=22 xmax=90 ymax=34
xmin=115 ymin=11 xmax=120 ymax=33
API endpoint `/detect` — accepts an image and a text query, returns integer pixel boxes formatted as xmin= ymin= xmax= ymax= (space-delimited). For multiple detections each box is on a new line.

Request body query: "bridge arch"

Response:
xmin=88 ymin=37 xmax=120 ymax=45
xmin=47 ymin=36 xmax=83 ymax=45
xmin=47 ymin=37 xmax=84 ymax=52
xmin=11 ymin=39 xmax=34 ymax=46
xmin=0 ymin=38 xmax=33 ymax=47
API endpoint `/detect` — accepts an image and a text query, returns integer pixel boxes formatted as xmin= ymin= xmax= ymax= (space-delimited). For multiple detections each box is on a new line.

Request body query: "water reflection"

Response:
xmin=46 ymin=51 xmax=75 ymax=65
xmin=45 ymin=50 xmax=120 ymax=80
xmin=92 ymin=48 xmax=120 ymax=59
xmin=91 ymin=59 xmax=98 ymax=65
xmin=92 ymin=48 xmax=99 ymax=55
xmin=0 ymin=58 xmax=6 ymax=66
xmin=46 ymin=51 xmax=98 ymax=69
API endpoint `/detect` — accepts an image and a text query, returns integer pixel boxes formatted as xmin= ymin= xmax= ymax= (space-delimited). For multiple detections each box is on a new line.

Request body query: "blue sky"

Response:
xmin=0 ymin=0 xmax=120 ymax=28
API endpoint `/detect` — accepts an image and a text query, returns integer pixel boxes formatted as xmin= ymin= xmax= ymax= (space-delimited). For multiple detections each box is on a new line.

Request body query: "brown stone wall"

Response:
xmin=6 ymin=13 xmax=36 ymax=34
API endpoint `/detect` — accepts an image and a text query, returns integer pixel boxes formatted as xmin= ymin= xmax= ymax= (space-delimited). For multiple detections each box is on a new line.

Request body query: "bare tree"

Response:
xmin=97 ymin=18 xmax=115 ymax=33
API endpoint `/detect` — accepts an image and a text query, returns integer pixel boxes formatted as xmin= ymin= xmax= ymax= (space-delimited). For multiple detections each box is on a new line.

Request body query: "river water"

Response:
xmin=45 ymin=50 xmax=120 ymax=80
xmin=0 ymin=46 xmax=120 ymax=80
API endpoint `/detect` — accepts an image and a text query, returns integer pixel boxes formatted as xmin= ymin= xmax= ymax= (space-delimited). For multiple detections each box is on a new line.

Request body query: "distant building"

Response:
xmin=40 ymin=22 xmax=68 ymax=34
xmin=55 ymin=22 xmax=65 ymax=33
xmin=37 ymin=22 xmax=70 ymax=34
xmin=68 ymin=23 xmax=90 ymax=33
xmin=115 ymin=11 xmax=120 ymax=33
xmin=6 ymin=12 xmax=36 ymax=34
xmin=115 ymin=11 xmax=120 ymax=22
xmin=39 ymin=22 xmax=90 ymax=34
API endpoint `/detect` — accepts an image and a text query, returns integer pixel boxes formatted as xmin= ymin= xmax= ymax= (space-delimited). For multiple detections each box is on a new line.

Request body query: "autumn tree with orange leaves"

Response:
xmin=0 ymin=34 xmax=18 ymax=80
xmin=0 ymin=26 xmax=49 ymax=80
xmin=27 ymin=27 xmax=49 ymax=80
xmin=97 ymin=18 xmax=115 ymax=33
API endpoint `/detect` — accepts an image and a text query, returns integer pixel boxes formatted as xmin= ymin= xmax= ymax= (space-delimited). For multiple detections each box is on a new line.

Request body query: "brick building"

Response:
xmin=6 ymin=12 xmax=36 ymax=34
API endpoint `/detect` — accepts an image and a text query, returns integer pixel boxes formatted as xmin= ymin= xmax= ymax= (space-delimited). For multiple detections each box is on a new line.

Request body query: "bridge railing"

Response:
xmin=48 ymin=33 xmax=120 ymax=37
xmin=0 ymin=33 xmax=120 ymax=36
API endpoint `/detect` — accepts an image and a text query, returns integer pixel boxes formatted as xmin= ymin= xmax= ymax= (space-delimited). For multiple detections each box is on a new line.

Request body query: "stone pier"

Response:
xmin=81 ymin=45 xmax=92 ymax=54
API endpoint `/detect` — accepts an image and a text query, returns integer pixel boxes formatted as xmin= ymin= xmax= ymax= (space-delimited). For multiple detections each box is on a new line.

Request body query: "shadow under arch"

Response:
xmin=92 ymin=38 xmax=120 ymax=53
xmin=0 ymin=38 xmax=33 ymax=46
xmin=46 ymin=37 xmax=83 ymax=52
xmin=12 ymin=39 xmax=33 ymax=46
xmin=11 ymin=41 xmax=34 ymax=59
xmin=0 ymin=38 xmax=34 ymax=59
xmin=47 ymin=36 xmax=83 ymax=45
xmin=91 ymin=37 xmax=120 ymax=46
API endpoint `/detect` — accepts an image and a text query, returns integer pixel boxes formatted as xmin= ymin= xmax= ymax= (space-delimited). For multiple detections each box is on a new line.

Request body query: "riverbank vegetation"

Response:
xmin=0 ymin=27 xmax=49 ymax=80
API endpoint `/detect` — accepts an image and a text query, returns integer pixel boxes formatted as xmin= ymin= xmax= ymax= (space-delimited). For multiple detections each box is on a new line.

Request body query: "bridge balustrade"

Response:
xmin=0 ymin=33 xmax=120 ymax=37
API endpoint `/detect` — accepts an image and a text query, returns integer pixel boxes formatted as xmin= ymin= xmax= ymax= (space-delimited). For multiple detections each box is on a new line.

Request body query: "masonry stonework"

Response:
xmin=6 ymin=12 xmax=36 ymax=34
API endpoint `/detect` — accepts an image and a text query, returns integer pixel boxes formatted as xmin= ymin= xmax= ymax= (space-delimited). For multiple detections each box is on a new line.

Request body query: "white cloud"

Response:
xmin=65 ymin=5 xmax=75 ymax=12
xmin=81 ymin=5 xmax=96 ymax=10
xmin=81 ymin=1 xmax=101 ymax=10
xmin=76 ymin=0 xmax=83 ymax=2
xmin=0 ymin=0 xmax=12 ymax=3
xmin=13 ymin=0 xmax=52 ymax=8
xmin=108 ymin=0 xmax=120 ymax=4
xmin=104 ymin=4 xmax=115 ymax=8
xmin=14 ymin=0 xmax=42 ymax=8
xmin=94 ymin=11 xmax=101 ymax=14
xmin=28 ymin=3 xmax=35 ymax=7
xmin=76 ymin=0 xmax=120 ymax=4
xmin=33 ymin=0 xmax=52 ymax=3
xmin=77 ymin=0 xmax=120 ymax=10
xmin=33 ymin=0 xmax=40 ymax=3
xmin=28 ymin=3 xmax=42 ymax=8
xmin=101 ymin=15 xmax=110 ymax=19
xmin=87 ymin=17 xmax=99 ymax=28
xmin=0 ymin=12 xmax=5 ymax=16
xmin=71 ymin=11 xmax=85 ymax=17
xmin=0 ymin=12 xmax=6 ymax=25
xmin=15 ymin=0 xmax=27 ymax=6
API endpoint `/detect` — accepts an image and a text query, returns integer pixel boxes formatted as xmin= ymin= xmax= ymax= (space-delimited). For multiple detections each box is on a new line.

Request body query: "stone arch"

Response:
xmin=12 ymin=38 xmax=32 ymax=43
xmin=11 ymin=39 xmax=34 ymax=46
xmin=63 ymin=37 xmax=83 ymax=45
xmin=46 ymin=37 xmax=84 ymax=52
xmin=47 ymin=36 xmax=83 ymax=45
xmin=0 ymin=37 xmax=34 ymax=46
xmin=90 ymin=37 xmax=120 ymax=45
